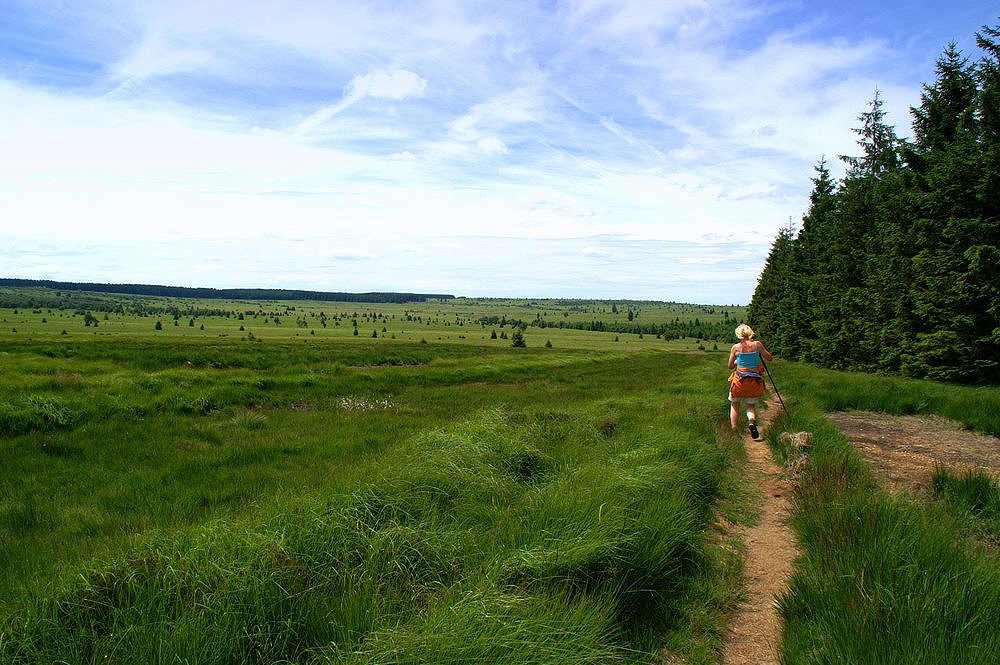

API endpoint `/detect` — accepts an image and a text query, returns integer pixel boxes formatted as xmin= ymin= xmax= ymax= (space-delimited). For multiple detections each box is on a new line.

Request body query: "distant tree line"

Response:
xmin=748 ymin=24 xmax=1000 ymax=384
xmin=0 ymin=279 xmax=454 ymax=305
xmin=0 ymin=291 xmax=235 ymax=318
xmin=476 ymin=314 xmax=734 ymax=342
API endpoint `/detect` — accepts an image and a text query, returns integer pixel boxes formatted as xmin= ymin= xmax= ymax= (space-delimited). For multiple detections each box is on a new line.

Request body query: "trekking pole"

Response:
xmin=760 ymin=358 xmax=786 ymax=410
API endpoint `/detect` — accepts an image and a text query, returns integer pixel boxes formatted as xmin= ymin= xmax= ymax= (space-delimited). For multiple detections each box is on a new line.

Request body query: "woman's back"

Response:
xmin=734 ymin=341 xmax=761 ymax=369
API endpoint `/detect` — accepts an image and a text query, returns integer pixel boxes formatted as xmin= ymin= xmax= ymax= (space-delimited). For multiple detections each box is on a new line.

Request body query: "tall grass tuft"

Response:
xmin=1 ymin=395 xmax=732 ymax=663
xmin=333 ymin=588 xmax=623 ymax=664
xmin=931 ymin=467 xmax=1000 ymax=539
xmin=779 ymin=492 xmax=1000 ymax=664
xmin=0 ymin=395 xmax=78 ymax=436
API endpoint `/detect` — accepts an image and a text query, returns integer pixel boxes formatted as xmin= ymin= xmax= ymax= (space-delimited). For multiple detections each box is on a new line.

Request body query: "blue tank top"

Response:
xmin=735 ymin=350 xmax=760 ymax=369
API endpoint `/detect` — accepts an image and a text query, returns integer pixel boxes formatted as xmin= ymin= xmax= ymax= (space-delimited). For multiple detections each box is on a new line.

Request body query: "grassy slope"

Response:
xmin=0 ymin=329 xmax=747 ymax=664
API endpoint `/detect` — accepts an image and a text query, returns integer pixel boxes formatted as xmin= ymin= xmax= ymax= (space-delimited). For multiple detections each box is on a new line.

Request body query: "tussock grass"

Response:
xmin=336 ymin=588 xmax=622 ymax=665
xmin=931 ymin=467 xmax=1000 ymax=540
xmin=780 ymin=491 xmax=1000 ymax=664
xmin=0 ymin=394 xmax=79 ymax=436
xmin=768 ymin=364 xmax=1000 ymax=664
xmin=0 ymin=339 xmax=739 ymax=663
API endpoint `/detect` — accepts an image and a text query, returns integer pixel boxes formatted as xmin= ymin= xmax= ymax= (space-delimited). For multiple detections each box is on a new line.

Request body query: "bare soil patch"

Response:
xmin=826 ymin=411 xmax=1000 ymax=494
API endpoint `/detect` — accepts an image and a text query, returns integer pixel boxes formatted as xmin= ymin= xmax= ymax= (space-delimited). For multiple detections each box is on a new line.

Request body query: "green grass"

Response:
xmin=930 ymin=467 xmax=1000 ymax=542
xmin=0 ymin=297 xmax=749 ymax=664
xmin=2 ymin=291 xmax=998 ymax=663
xmin=775 ymin=363 xmax=1000 ymax=435
xmin=0 ymin=344 xmax=742 ymax=663
xmin=0 ymin=288 xmax=743 ymax=351
xmin=765 ymin=371 xmax=1000 ymax=664
xmin=781 ymin=491 xmax=999 ymax=664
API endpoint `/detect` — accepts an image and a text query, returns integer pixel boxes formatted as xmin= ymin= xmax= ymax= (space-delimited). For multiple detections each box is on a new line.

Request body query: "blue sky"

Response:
xmin=1 ymin=1 xmax=995 ymax=304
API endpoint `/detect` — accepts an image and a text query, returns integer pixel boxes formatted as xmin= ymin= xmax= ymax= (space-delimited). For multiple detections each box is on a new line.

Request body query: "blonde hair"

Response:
xmin=735 ymin=324 xmax=755 ymax=340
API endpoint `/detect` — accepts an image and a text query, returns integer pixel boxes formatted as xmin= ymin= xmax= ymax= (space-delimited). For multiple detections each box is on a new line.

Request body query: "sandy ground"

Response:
xmin=825 ymin=410 xmax=1000 ymax=493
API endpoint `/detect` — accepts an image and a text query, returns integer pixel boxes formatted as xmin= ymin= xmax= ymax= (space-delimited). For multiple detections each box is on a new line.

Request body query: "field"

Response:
xmin=0 ymin=287 xmax=741 ymax=350
xmin=1 ymin=287 xmax=998 ymax=664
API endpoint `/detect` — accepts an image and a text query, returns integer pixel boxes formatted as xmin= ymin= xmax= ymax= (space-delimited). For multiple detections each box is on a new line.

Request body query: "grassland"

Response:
xmin=1 ymin=289 xmax=748 ymax=663
xmin=1 ymin=287 xmax=998 ymax=664
xmin=0 ymin=286 xmax=742 ymax=349
xmin=767 ymin=364 xmax=1000 ymax=664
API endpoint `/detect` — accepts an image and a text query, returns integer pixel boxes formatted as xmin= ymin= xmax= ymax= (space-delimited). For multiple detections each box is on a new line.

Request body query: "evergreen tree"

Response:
xmin=747 ymin=25 xmax=1000 ymax=384
xmin=904 ymin=34 xmax=999 ymax=380
xmin=976 ymin=23 xmax=1000 ymax=214
xmin=911 ymin=43 xmax=978 ymax=154
xmin=746 ymin=224 xmax=794 ymax=352
xmin=789 ymin=158 xmax=838 ymax=363
xmin=966 ymin=24 xmax=1000 ymax=373
xmin=840 ymin=89 xmax=902 ymax=178
xmin=823 ymin=90 xmax=903 ymax=370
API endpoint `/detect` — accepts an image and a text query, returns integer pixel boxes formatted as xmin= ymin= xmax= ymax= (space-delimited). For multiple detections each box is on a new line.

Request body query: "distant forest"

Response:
xmin=0 ymin=279 xmax=454 ymax=305
xmin=748 ymin=24 xmax=1000 ymax=384
xmin=477 ymin=312 xmax=737 ymax=342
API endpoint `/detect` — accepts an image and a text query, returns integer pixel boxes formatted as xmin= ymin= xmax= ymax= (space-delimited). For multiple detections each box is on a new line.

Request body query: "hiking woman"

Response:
xmin=728 ymin=324 xmax=773 ymax=439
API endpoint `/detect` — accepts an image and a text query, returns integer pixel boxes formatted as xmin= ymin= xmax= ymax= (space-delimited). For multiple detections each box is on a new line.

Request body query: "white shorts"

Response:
xmin=729 ymin=391 xmax=759 ymax=404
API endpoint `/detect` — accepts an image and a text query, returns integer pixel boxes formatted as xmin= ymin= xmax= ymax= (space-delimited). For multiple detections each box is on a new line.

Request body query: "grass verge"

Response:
xmin=765 ymin=371 xmax=1000 ymax=664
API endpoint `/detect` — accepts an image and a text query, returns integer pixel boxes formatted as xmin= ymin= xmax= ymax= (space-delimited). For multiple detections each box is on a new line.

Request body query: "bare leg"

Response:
xmin=746 ymin=402 xmax=761 ymax=440
xmin=730 ymin=400 xmax=740 ymax=429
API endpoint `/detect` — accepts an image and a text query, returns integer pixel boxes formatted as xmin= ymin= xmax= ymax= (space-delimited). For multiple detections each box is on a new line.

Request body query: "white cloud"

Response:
xmin=348 ymin=69 xmax=427 ymax=100
xmin=450 ymin=86 xmax=545 ymax=137
xmin=581 ymin=246 xmax=613 ymax=259
xmin=477 ymin=136 xmax=508 ymax=155
xmin=295 ymin=68 xmax=428 ymax=134
xmin=0 ymin=0 xmax=973 ymax=302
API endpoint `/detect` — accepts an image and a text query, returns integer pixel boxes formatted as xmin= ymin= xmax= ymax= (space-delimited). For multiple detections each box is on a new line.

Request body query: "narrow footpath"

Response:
xmin=721 ymin=405 xmax=798 ymax=665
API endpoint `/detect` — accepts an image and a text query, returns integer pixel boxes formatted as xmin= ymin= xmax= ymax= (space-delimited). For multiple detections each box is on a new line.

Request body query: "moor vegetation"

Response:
xmin=0 ymin=322 xmax=745 ymax=664
xmin=0 ymin=290 xmax=998 ymax=664
xmin=2 ymin=24 xmax=1000 ymax=664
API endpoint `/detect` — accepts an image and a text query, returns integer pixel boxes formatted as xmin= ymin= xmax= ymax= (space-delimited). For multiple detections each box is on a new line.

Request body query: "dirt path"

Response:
xmin=721 ymin=405 xmax=798 ymax=665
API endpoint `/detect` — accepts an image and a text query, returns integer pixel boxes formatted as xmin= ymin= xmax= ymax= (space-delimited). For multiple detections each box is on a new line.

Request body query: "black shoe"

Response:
xmin=748 ymin=423 xmax=760 ymax=440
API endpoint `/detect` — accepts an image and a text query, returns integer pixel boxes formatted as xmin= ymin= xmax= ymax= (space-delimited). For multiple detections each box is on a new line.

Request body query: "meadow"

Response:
xmin=0 ymin=286 xmax=742 ymax=349
xmin=1 ymin=287 xmax=998 ymax=664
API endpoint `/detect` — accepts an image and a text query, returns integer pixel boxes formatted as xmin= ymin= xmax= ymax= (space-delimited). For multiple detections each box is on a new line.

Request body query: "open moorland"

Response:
xmin=1 ymin=285 xmax=998 ymax=664
xmin=0 ymin=285 xmax=742 ymax=350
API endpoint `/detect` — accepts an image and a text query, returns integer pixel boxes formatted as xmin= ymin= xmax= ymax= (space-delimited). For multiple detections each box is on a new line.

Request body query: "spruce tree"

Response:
xmin=903 ymin=35 xmax=998 ymax=380
xmin=747 ymin=25 xmax=1000 ymax=384
xmin=747 ymin=224 xmax=794 ymax=354
xmin=834 ymin=91 xmax=904 ymax=370
xmin=792 ymin=157 xmax=838 ymax=364
xmin=840 ymin=89 xmax=901 ymax=178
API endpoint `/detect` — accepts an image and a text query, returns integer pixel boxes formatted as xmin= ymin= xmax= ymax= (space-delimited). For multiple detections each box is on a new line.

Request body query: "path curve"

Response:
xmin=721 ymin=405 xmax=798 ymax=665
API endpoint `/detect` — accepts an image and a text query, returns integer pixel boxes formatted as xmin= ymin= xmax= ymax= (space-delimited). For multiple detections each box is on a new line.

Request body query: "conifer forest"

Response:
xmin=748 ymin=24 xmax=1000 ymax=385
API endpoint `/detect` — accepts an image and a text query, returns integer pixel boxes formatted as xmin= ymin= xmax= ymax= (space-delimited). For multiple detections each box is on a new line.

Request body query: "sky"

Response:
xmin=1 ymin=1 xmax=996 ymax=304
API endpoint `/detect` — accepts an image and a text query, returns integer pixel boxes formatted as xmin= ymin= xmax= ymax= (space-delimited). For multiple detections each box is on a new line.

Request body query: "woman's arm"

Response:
xmin=728 ymin=344 xmax=739 ymax=369
xmin=757 ymin=342 xmax=773 ymax=362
